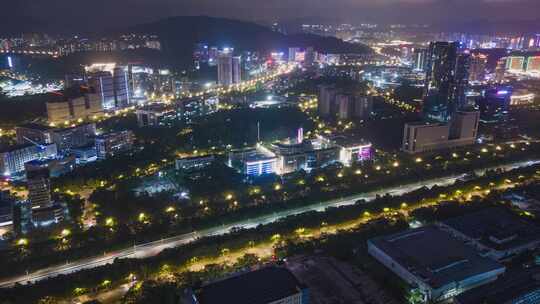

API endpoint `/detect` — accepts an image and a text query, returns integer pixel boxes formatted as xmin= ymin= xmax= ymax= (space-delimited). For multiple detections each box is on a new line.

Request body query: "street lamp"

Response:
xmin=61 ymin=229 xmax=71 ymax=238
xmin=105 ymin=217 xmax=115 ymax=227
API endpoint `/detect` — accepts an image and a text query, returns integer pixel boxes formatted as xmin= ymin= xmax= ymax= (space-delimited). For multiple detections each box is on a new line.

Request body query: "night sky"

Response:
xmin=2 ymin=0 xmax=540 ymax=33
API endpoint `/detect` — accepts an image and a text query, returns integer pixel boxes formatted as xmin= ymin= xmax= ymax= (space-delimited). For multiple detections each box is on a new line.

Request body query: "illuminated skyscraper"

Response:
xmin=86 ymin=67 xmax=130 ymax=110
xmin=218 ymin=52 xmax=233 ymax=86
xmin=413 ymin=48 xmax=428 ymax=71
xmin=193 ymin=43 xmax=209 ymax=63
xmin=232 ymin=56 xmax=242 ymax=84
xmin=494 ymin=58 xmax=506 ymax=83
xmin=454 ymin=53 xmax=471 ymax=106
xmin=288 ymin=47 xmax=302 ymax=62
xmin=113 ymin=66 xmax=130 ymax=108
xmin=304 ymin=47 xmax=316 ymax=66
xmin=218 ymin=50 xmax=241 ymax=86
xmin=423 ymin=42 xmax=470 ymax=122
xmin=469 ymin=53 xmax=488 ymax=83
xmin=208 ymin=47 xmax=219 ymax=66
xmin=88 ymin=71 xmax=115 ymax=110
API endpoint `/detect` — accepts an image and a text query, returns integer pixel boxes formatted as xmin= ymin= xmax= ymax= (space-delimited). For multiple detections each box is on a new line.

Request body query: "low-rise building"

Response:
xmin=264 ymin=135 xmax=373 ymax=175
xmin=439 ymin=207 xmax=540 ymax=261
xmin=45 ymin=86 xmax=104 ymax=124
xmin=0 ymin=191 xmax=15 ymax=238
xmin=188 ymin=266 xmax=309 ymax=304
xmin=323 ymin=136 xmax=373 ymax=166
xmin=270 ymin=140 xmax=340 ymax=175
xmin=368 ymin=226 xmax=506 ymax=302
xmin=16 ymin=123 xmax=96 ymax=152
xmin=227 ymin=146 xmax=278 ymax=176
xmin=402 ymin=111 xmax=479 ymax=154
xmin=26 ymin=166 xmax=52 ymax=209
xmin=95 ymin=130 xmax=135 ymax=159
xmin=31 ymin=204 xmax=65 ymax=227
xmin=454 ymin=266 xmax=540 ymax=304
xmin=511 ymin=89 xmax=535 ymax=106
xmin=25 ymin=156 xmax=76 ymax=178
xmin=503 ymin=192 xmax=540 ymax=216
xmin=50 ymin=123 xmax=96 ymax=151
xmin=228 ymin=134 xmax=374 ymax=176
xmin=70 ymin=145 xmax=98 ymax=164
xmin=0 ymin=143 xmax=57 ymax=178
xmin=15 ymin=123 xmax=54 ymax=146
xmin=403 ymin=122 xmax=450 ymax=154
xmin=176 ymin=155 xmax=215 ymax=171
xmin=136 ymin=103 xmax=178 ymax=127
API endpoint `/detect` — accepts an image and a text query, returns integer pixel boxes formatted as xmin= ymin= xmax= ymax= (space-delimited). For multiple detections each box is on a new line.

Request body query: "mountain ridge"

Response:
xmin=126 ymin=16 xmax=372 ymax=69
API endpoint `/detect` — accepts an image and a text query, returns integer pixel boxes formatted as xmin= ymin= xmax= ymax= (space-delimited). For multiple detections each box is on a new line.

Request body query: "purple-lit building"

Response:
xmin=331 ymin=137 xmax=373 ymax=165
xmin=476 ymin=86 xmax=512 ymax=123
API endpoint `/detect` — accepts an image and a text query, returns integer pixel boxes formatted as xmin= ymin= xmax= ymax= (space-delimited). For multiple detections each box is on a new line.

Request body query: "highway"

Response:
xmin=1 ymin=159 xmax=538 ymax=288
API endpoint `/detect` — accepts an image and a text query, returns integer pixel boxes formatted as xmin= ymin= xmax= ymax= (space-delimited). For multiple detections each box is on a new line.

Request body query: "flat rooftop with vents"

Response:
xmin=440 ymin=207 xmax=540 ymax=260
xmin=455 ymin=266 xmax=540 ymax=304
xmin=368 ymin=226 xmax=505 ymax=302
xmin=192 ymin=266 xmax=308 ymax=304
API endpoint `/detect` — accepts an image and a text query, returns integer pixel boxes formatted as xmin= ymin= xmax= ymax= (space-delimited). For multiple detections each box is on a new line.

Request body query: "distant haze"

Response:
xmin=2 ymin=0 xmax=540 ymax=34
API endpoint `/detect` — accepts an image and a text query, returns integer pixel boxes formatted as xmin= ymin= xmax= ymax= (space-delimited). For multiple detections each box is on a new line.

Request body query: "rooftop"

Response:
xmin=369 ymin=226 xmax=504 ymax=289
xmin=326 ymin=135 xmax=371 ymax=148
xmin=136 ymin=103 xmax=176 ymax=113
xmin=442 ymin=207 xmax=540 ymax=251
xmin=95 ymin=130 xmax=133 ymax=139
xmin=53 ymin=123 xmax=96 ymax=133
xmin=230 ymin=147 xmax=276 ymax=163
xmin=455 ymin=266 xmax=540 ymax=304
xmin=196 ymin=267 xmax=305 ymax=304
xmin=405 ymin=121 xmax=447 ymax=127
xmin=16 ymin=123 xmax=54 ymax=131
xmin=0 ymin=143 xmax=35 ymax=154
xmin=17 ymin=122 xmax=95 ymax=133
xmin=177 ymin=154 xmax=215 ymax=161
xmin=508 ymin=51 xmax=540 ymax=57
xmin=46 ymin=86 xmax=97 ymax=103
